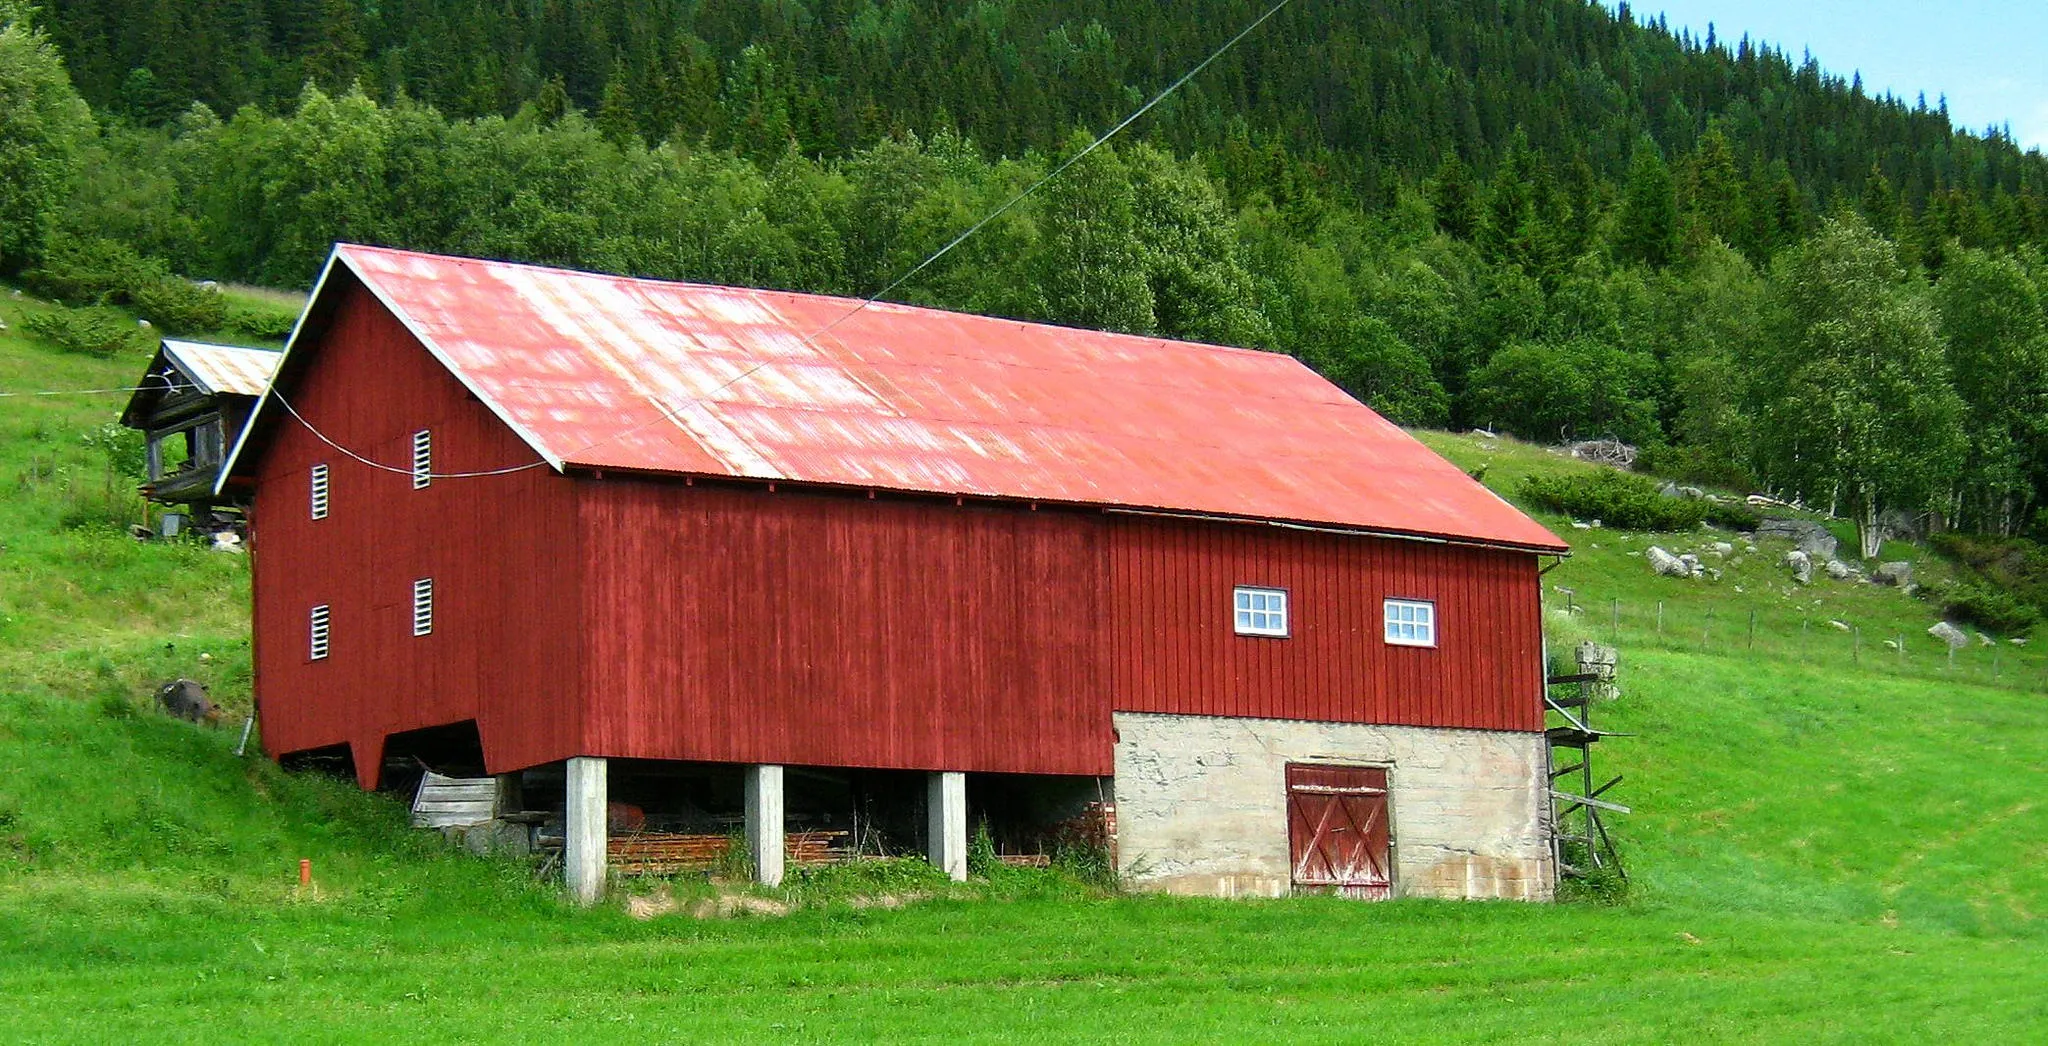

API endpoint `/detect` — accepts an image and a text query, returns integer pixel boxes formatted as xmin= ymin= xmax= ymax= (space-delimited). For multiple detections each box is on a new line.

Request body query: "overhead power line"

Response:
xmin=688 ymin=0 xmax=1300 ymax=404
xmin=271 ymin=389 xmax=551 ymax=480
xmin=13 ymin=0 xmax=1299 ymax=479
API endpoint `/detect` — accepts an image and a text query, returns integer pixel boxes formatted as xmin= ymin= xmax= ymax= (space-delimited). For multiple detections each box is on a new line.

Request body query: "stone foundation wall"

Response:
xmin=1113 ymin=712 xmax=1552 ymax=901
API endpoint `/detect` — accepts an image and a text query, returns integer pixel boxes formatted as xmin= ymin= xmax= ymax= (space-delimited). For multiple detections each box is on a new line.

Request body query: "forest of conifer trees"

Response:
xmin=6 ymin=0 xmax=2048 ymax=548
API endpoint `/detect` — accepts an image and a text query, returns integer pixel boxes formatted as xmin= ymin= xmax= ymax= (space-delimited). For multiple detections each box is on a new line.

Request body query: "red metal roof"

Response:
xmin=265 ymin=244 xmax=1567 ymax=551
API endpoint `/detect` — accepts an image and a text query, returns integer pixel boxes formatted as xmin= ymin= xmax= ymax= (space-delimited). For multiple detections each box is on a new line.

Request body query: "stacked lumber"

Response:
xmin=608 ymin=830 xmax=850 ymax=876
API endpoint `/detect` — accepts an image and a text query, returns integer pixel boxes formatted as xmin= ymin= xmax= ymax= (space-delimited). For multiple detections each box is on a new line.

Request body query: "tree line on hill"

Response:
xmin=4 ymin=0 xmax=2048 ymax=554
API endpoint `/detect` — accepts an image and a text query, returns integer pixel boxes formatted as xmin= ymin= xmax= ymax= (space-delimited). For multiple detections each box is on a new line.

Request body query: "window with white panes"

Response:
xmin=1383 ymin=598 xmax=1436 ymax=647
xmin=1233 ymin=586 xmax=1289 ymax=637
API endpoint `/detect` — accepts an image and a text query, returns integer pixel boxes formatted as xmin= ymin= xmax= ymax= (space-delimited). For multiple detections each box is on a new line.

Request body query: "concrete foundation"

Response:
xmin=927 ymin=770 xmax=967 ymax=881
xmin=564 ymin=756 xmax=608 ymax=906
xmin=744 ymin=764 xmax=786 ymax=887
xmin=1112 ymin=712 xmax=1552 ymax=901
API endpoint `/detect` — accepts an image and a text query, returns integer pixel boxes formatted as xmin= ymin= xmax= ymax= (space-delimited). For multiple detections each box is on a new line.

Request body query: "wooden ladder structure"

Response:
xmin=1545 ymin=672 xmax=1630 ymax=880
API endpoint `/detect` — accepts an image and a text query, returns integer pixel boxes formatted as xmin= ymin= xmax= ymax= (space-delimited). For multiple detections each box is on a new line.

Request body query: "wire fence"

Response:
xmin=1549 ymin=592 xmax=2046 ymax=694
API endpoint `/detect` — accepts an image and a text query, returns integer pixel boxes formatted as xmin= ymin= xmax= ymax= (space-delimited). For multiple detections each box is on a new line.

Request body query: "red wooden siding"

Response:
xmin=249 ymin=277 xmax=582 ymax=784
xmin=578 ymin=481 xmax=1111 ymax=775
xmin=1108 ymin=517 xmax=1543 ymax=732
xmin=247 ymin=282 xmax=1546 ymax=788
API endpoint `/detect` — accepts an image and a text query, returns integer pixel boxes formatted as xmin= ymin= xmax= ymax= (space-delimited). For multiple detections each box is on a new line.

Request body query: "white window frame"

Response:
xmin=1383 ymin=598 xmax=1437 ymax=648
xmin=412 ymin=577 xmax=434 ymax=637
xmin=1233 ymin=585 xmax=1290 ymax=637
xmin=411 ymin=430 xmax=432 ymax=489
xmin=310 ymin=463 xmax=330 ymax=520
xmin=309 ymin=604 xmax=331 ymax=660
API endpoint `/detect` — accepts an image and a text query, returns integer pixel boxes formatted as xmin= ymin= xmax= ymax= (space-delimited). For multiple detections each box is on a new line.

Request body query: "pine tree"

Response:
xmin=596 ymin=68 xmax=638 ymax=149
xmin=1428 ymin=155 xmax=1478 ymax=240
xmin=1614 ymin=136 xmax=1678 ymax=268
xmin=533 ymin=75 xmax=571 ymax=125
xmin=1860 ymin=165 xmax=1896 ymax=237
xmin=1478 ymin=130 xmax=1537 ymax=269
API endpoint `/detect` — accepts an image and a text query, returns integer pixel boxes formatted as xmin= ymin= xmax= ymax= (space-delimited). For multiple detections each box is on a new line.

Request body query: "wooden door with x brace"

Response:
xmin=1286 ymin=763 xmax=1392 ymax=899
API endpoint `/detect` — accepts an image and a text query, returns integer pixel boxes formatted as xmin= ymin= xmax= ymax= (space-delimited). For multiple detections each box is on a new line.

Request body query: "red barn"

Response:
xmin=221 ymin=244 xmax=1568 ymax=903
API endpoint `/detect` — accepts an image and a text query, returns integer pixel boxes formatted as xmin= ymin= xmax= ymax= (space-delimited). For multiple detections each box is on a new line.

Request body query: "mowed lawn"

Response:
xmin=5 ymin=880 xmax=2041 ymax=1043
xmin=2 ymin=299 xmax=2045 ymax=1041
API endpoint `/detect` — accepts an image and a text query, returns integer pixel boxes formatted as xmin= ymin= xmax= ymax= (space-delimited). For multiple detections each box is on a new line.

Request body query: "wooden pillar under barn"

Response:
xmin=564 ymin=756 xmax=608 ymax=906
xmin=744 ymin=764 xmax=785 ymax=887
xmin=494 ymin=772 xmax=523 ymax=817
xmin=927 ymin=771 xmax=967 ymax=881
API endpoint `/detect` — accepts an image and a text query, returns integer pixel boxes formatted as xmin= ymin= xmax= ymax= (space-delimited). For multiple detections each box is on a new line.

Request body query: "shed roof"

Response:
xmin=121 ymin=340 xmax=282 ymax=429
xmin=229 ymin=244 xmax=1566 ymax=552
xmin=162 ymin=340 xmax=281 ymax=397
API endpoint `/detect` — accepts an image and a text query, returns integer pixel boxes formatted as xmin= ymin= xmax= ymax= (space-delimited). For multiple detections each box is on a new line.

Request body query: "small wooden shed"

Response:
xmin=120 ymin=340 xmax=281 ymax=517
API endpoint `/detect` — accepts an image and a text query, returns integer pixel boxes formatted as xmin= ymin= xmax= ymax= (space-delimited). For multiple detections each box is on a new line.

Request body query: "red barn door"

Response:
xmin=1286 ymin=764 xmax=1392 ymax=899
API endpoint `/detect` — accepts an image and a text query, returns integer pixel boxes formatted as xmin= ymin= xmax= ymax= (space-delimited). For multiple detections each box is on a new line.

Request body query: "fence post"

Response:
xmin=1656 ymin=601 xmax=1664 ymax=634
xmin=1898 ymin=634 xmax=1905 ymax=663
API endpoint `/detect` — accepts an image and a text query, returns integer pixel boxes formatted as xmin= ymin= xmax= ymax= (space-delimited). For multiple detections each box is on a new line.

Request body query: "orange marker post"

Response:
xmin=299 ymin=858 xmax=311 ymax=886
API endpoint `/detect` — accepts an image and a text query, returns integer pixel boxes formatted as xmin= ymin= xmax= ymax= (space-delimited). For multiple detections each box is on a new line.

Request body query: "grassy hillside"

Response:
xmin=1 ymin=287 xmax=2043 ymax=1040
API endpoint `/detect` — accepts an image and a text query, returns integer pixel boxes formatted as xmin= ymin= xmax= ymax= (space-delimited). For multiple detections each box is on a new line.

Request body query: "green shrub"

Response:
xmin=1517 ymin=470 xmax=1707 ymax=532
xmin=228 ymin=304 xmax=298 ymax=340
xmin=1928 ymin=533 xmax=2048 ymax=635
xmin=22 ymin=306 xmax=141 ymax=358
xmin=23 ymin=235 xmax=167 ymax=305
xmin=130 ymin=277 xmax=227 ymax=334
xmin=1938 ymin=581 xmax=2040 ymax=636
xmin=1702 ymin=500 xmax=1762 ymax=530
xmin=1633 ymin=442 xmax=1757 ymax=492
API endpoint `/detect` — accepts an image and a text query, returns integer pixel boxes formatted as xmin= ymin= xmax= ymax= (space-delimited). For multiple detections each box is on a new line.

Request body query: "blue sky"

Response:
xmin=1624 ymin=2 xmax=2048 ymax=151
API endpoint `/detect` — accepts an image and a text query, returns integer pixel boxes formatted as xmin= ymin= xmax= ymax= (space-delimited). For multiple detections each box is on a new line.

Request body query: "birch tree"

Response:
xmin=1755 ymin=216 xmax=1964 ymax=558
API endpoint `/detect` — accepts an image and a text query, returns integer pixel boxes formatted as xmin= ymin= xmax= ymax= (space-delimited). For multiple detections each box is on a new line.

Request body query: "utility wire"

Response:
xmin=687 ymin=0 xmax=1300 ymax=404
xmin=16 ymin=0 xmax=1298 ymax=476
xmin=0 ymin=383 xmax=192 ymax=398
xmin=271 ymin=388 xmax=551 ymax=480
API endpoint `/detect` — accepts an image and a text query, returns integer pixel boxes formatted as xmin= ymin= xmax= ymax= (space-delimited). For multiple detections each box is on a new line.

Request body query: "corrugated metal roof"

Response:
xmin=162 ymin=340 xmax=281 ymax=397
xmin=287 ymin=244 xmax=1566 ymax=551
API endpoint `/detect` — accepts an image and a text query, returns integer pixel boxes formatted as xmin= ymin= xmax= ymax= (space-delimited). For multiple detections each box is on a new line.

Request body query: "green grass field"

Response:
xmin=2 ymin=289 xmax=2044 ymax=1041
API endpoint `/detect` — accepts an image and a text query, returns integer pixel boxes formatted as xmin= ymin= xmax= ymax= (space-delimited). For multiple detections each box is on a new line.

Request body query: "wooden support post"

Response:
xmin=745 ymin=765 xmax=786 ymax=888
xmin=564 ymin=757 xmax=608 ymax=906
xmin=927 ymin=771 xmax=968 ymax=881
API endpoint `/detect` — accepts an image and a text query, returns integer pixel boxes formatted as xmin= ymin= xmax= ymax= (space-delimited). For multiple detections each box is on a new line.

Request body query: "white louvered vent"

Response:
xmin=309 ymin=604 xmax=331 ymax=660
xmin=310 ymin=463 xmax=329 ymax=520
xmin=411 ymin=430 xmax=432 ymax=489
xmin=412 ymin=577 xmax=434 ymax=637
